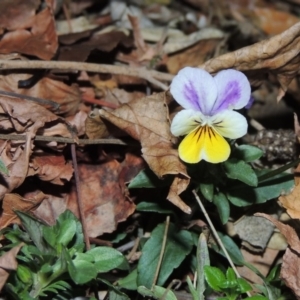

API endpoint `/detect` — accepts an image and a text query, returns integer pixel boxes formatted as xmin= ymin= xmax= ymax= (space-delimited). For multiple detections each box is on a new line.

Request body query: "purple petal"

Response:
xmin=170 ymin=67 xmax=218 ymax=114
xmin=209 ymin=69 xmax=251 ymax=115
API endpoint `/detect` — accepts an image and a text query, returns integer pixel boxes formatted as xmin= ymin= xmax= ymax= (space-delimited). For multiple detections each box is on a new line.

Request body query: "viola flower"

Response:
xmin=170 ymin=67 xmax=251 ymax=164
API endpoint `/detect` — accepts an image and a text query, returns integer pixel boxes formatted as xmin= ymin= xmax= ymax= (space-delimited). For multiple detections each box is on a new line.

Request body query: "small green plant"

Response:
xmin=1 ymin=210 xmax=128 ymax=299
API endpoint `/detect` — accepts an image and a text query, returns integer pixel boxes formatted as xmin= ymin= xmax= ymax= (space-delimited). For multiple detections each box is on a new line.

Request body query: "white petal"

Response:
xmin=211 ymin=110 xmax=248 ymax=139
xmin=210 ymin=69 xmax=251 ymax=114
xmin=170 ymin=67 xmax=218 ymax=114
xmin=171 ymin=109 xmax=204 ymax=136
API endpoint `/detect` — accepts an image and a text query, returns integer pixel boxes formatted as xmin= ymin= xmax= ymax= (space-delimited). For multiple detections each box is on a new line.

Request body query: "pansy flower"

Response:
xmin=170 ymin=67 xmax=251 ymax=164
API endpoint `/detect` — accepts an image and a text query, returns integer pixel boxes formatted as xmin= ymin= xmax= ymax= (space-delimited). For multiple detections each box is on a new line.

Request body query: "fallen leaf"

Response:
xmin=0 ymin=192 xmax=46 ymax=228
xmin=255 ymin=213 xmax=300 ymax=253
xmin=201 ymin=22 xmax=300 ymax=100
xmin=281 ymin=247 xmax=300 ymax=299
xmin=0 ymin=0 xmax=57 ymax=60
xmin=0 ymin=134 xmax=32 ymax=199
xmin=0 ymin=73 xmax=81 ymax=116
xmin=98 ymin=92 xmax=191 ymax=214
xmin=33 ymin=152 xmax=144 ymax=236
xmin=255 ymin=213 xmax=300 ymax=298
xmin=0 ymin=243 xmax=23 ymax=291
xmin=28 ymin=155 xmax=73 ymax=185
xmin=279 ymin=184 xmax=300 ymax=219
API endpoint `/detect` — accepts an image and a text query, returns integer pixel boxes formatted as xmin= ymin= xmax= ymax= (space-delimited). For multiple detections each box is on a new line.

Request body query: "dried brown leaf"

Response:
xmin=28 ymin=155 xmax=73 ymax=185
xmin=0 ymin=0 xmax=57 ymax=60
xmin=201 ymin=22 xmax=300 ymax=100
xmin=281 ymin=247 xmax=300 ymax=299
xmin=279 ymin=184 xmax=300 ymax=219
xmin=0 ymin=192 xmax=46 ymax=228
xmin=0 ymin=243 xmax=23 ymax=291
xmin=98 ymin=92 xmax=191 ymax=214
xmin=0 ymin=73 xmax=81 ymax=116
xmin=255 ymin=213 xmax=300 ymax=253
xmin=0 ymin=134 xmax=32 ymax=199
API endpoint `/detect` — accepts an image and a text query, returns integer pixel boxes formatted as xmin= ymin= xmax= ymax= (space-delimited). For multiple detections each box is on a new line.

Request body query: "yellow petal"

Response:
xmin=178 ymin=126 xmax=230 ymax=163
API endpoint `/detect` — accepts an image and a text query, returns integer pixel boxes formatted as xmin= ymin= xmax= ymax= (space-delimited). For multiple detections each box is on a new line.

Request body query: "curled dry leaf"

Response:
xmin=0 ymin=0 xmax=57 ymax=60
xmin=279 ymin=184 xmax=300 ymax=219
xmin=0 ymin=243 xmax=24 ymax=291
xmin=0 ymin=135 xmax=32 ymax=199
xmin=201 ymin=22 xmax=300 ymax=100
xmin=0 ymin=73 xmax=81 ymax=116
xmin=28 ymin=155 xmax=73 ymax=185
xmin=0 ymin=192 xmax=46 ymax=229
xmin=255 ymin=213 xmax=300 ymax=299
xmin=255 ymin=213 xmax=300 ymax=253
xmin=33 ymin=153 xmax=144 ymax=236
xmin=98 ymin=92 xmax=191 ymax=214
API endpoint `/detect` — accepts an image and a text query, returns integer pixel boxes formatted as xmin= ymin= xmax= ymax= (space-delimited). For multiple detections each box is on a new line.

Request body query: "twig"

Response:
xmin=71 ymin=144 xmax=90 ymax=250
xmin=126 ymin=237 xmax=140 ymax=261
xmin=0 ymin=60 xmax=173 ymax=90
xmin=152 ymin=216 xmax=170 ymax=290
xmin=192 ymin=190 xmax=252 ymax=297
xmin=0 ymin=134 xmax=138 ymax=146
xmin=0 ymin=90 xmax=60 ymax=109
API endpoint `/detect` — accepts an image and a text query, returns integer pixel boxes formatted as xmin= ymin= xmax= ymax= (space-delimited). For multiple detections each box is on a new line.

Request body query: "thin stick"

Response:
xmin=71 ymin=144 xmax=90 ymax=250
xmin=0 ymin=134 xmax=138 ymax=146
xmin=192 ymin=190 xmax=252 ymax=297
xmin=152 ymin=216 xmax=170 ymax=290
xmin=0 ymin=90 xmax=59 ymax=109
xmin=0 ymin=60 xmax=173 ymax=90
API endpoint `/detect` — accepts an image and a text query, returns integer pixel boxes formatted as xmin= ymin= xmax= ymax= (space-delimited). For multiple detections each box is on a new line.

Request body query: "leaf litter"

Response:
xmin=0 ymin=0 xmax=300 ymax=298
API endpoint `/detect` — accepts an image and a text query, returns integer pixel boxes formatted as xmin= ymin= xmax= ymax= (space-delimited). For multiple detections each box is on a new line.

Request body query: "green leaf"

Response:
xmin=226 ymin=268 xmax=236 ymax=282
xmin=136 ymin=202 xmax=174 ymax=214
xmin=117 ymin=268 xmax=138 ymax=290
xmin=227 ymin=173 xmax=294 ymax=206
xmin=199 ymin=183 xmax=214 ymax=201
xmin=56 ymin=219 xmax=77 ymax=246
xmin=69 ymin=258 xmax=97 ymax=284
xmin=57 ymin=210 xmax=84 ymax=252
xmin=234 ymin=145 xmax=264 ymax=162
xmin=87 ymin=246 xmax=128 ymax=272
xmin=137 ymin=286 xmax=177 ymax=300
xmin=137 ymin=222 xmax=193 ymax=288
xmin=14 ymin=211 xmax=51 ymax=254
xmin=245 ymin=296 xmax=268 ymax=300
xmin=129 ymin=169 xmax=171 ymax=188
xmin=211 ymin=232 xmax=244 ymax=265
xmin=213 ymin=192 xmax=230 ymax=224
xmin=223 ymin=159 xmax=258 ymax=186
xmin=108 ymin=289 xmax=130 ymax=300
xmin=236 ymin=277 xmax=252 ymax=293
xmin=186 ymin=276 xmax=198 ymax=300
xmin=197 ymin=233 xmax=210 ymax=300
xmin=203 ymin=266 xmax=226 ymax=292
xmin=0 ymin=159 xmax=9 ymax=175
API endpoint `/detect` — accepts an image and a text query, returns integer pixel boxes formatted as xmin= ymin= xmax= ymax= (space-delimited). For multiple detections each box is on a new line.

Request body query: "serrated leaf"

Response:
xmin=224 ymin=159 xmax=258 ymax=186
xmin=136 ymin=202 xmax=174 ymax=214
xmin=138 ymin=286 xmax=177 ymax=300
xmin=213 ymin=192 xmax=230 ymax=224
xmin=0 ymin=159 xmax=9 ymax=175
xmin=15 ymin=211 xmax=51 ymax=254
xmin=234 ymin=145 xmax=264 ymax=162
xmin=87 ymin=246 xmax=128 ymax=272
xmin=203 ymin=266 xmax=226 ymax=292
xmin=227 ymin=173 xmax=294 ymax=206
xmin=137 ymin=222 xmax=193 ymax=288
